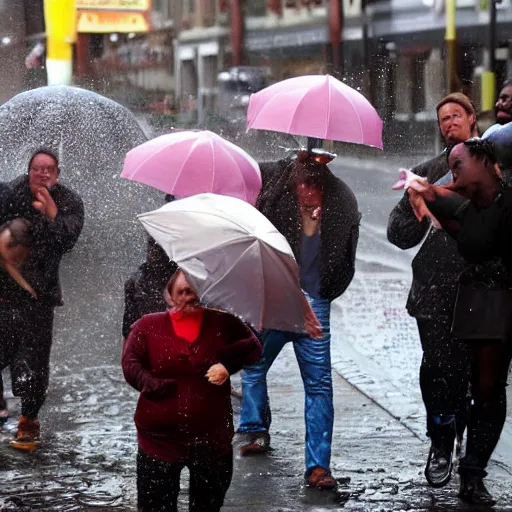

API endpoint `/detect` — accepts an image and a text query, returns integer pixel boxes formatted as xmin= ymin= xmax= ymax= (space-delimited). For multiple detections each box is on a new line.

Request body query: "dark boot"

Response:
xmin=459 ymin=474 xmax=496 ymax=506
xmin=425 ymin=417 xmax=456 ymax=488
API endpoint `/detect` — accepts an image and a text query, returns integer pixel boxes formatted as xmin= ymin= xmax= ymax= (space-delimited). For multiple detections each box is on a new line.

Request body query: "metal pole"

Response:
xmin=445 ymin=0 xmax=457 ymax=93
xmin=361 ymin=0 xmax=372 ymax=101
xmin=328 ymin=0 xmax=343 ymax=76
xmin=481 ymin=0 xmax=497 ymax=112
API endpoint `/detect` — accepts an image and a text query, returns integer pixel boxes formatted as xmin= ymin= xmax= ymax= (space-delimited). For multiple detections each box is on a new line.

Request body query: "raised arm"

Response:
xmin=387 ymin=156 xmax=448 ymax=249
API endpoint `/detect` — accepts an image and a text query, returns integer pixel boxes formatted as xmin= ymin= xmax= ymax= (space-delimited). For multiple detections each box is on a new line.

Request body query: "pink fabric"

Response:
xmin=121 ymin=130 xmax=262 ymax=205
xmin=247 ymin=74 xmax=383 ymax=149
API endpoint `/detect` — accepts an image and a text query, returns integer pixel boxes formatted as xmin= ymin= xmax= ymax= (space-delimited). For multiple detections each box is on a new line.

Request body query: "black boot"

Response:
xmin=459 ymin=474 xmax=496 ymax=506
xmin=425 ymin=419 xmax=456 ymax=488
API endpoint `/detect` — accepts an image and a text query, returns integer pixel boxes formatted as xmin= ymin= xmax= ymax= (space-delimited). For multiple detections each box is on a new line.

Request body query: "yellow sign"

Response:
xmin=77 ymin=10 xmax=150 ymax=33
xmin=76 ymin=0 xmax=150 ymax=9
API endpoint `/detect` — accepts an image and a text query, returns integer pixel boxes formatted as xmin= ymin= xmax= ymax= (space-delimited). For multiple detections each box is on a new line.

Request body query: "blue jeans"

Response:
xmin=238 ymin=296 xmax=333 ymax=472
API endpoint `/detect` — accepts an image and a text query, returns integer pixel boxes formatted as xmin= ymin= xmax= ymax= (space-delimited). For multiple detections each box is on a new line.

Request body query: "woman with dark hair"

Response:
xmin=405 ymin=138 xmax=512 ymax=506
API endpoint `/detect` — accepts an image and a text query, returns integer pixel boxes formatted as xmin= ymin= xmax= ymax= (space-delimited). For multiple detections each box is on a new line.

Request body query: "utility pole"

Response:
xmin=481 ymin=0 xmax=497 ymax=112
xmin=327 ymin=0 xmax=343 ymax=77
xmin=43 ymin=0 xmax=76 ymax=85
xmin=445 ymin=0 xmax=458 ymax=93
xmin=361 ymin=0 xmax=372 ymax=102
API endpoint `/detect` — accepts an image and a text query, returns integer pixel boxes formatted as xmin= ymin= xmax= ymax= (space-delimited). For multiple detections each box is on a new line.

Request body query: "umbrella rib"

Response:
xmin=172 ymin=137 xmax=202 ymax=192
xmin=127 ymin=137 xmax=188 ymax=182
xmin=286 ymin=87 xmax=315 ymax=134
xmin=210 ymin=136 xmax=216 ymax=193
xmin=336 ymin=81 xmax=364 ymax=141
xmin=325 ymin=77 xmax=332 ymax=140
xmin=199 ymin=241 xmax=267 ymax=328
xmin=218 ymin=142 xmax=248 ymax=198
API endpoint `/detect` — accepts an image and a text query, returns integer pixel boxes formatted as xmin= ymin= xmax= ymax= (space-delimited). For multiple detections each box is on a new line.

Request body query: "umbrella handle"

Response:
xmin=307 ymin=137 xmax=324 ymax=151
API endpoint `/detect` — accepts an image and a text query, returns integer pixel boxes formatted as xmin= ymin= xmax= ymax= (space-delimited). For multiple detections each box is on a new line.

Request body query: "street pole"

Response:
xmin=361 ymin=0 xmax=372 ymax=102
xmin=43 ymin=0 xmax=76 ymax=85
xmin=327 ymin=0 xmax=343 ymax=77
xmin=481 ymin=0 xmax=497 ymax=112
xmin=445 ymin=0 xmax=458 ymax=93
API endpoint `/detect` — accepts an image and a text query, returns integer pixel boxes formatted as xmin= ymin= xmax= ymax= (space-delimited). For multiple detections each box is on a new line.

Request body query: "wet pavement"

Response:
xmin=1 ymin=345 xmax=512 ymax=511
xmin=0 ymin=152 xmax=511 ymax=510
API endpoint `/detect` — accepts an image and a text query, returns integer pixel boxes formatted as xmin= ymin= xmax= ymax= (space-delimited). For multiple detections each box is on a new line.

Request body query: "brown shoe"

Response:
xmin=305 ymin=467 xmax=337 ymax=490
xmin=240 ymin=432 xmax=270 ymax=456
xmin=10 ymin=416 xmax=41 ymax=451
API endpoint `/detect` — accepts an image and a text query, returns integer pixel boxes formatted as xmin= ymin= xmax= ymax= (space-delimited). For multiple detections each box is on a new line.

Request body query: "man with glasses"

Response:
xmin=0 ymin=149 xmax=83 ymax=450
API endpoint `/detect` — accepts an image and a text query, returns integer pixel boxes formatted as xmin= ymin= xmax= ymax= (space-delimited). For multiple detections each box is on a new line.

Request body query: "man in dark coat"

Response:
xmin=387 ymin=93 xmax=478 ymax=487
xmin=238 ymin=151 xmax=360 ymax=489
xmin=0 ymin=149 xmax=84 ymax=449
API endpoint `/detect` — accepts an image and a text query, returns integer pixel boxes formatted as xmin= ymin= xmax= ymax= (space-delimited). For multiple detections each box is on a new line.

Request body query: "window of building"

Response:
xmin=184 ymin=0 xmax=196 ymax=15
xmin=245 ymin=0 xmax=267 ymax=16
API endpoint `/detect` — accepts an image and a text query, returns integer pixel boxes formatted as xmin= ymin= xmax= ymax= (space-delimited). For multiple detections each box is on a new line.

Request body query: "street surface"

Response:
xmin=1 ymin=152 xmax=511 ymax=510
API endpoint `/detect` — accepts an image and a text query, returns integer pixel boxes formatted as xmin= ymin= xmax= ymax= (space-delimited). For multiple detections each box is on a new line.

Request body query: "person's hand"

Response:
xmin=407 ymin=187 xmax=441 ymax=229
xmin=145 ymin=377 xmax=175 ymax=399
xmin=206 ymin=363 xmax=229 ymax=386
xmin=32 ymin=187 xmax=58 ymax=220
xmin=302 ymin=295 xmax=322 ymax=339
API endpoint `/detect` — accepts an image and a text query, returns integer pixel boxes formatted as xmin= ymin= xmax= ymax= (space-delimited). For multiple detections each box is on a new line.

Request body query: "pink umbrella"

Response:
xmin=247 ymin=74 xmax=383 ymax=149
xmin=121 ymin=130 xmax=262 ymax=204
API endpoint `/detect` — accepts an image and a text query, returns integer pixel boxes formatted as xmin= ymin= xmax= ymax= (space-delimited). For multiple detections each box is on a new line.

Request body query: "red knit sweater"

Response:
xmin=122 ymin=309 xmax=261 ymax=462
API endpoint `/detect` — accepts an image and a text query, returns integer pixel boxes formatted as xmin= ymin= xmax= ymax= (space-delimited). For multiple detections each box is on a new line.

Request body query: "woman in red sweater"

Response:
xmin=122 ymin=270 xmax=262 ymax=512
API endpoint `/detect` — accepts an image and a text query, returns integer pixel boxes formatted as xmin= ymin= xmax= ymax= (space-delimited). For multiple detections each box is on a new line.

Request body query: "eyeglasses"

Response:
xmin=295 ymin=148 xmax=337 ymax=165
xmin=30 ymin=166 xmax=57 ymax=174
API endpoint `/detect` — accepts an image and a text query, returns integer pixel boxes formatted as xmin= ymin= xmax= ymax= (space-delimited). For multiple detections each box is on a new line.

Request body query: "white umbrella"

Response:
xmin=138 ymin=193 xmax=306 ymax=332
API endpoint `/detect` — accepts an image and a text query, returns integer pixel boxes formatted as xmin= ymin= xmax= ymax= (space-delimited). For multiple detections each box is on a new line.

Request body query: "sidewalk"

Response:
xmin=228 ymin=344 xmax=512 ymax=512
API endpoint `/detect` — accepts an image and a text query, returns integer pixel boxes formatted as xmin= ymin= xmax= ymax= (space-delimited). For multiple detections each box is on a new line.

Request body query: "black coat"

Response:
xmin=387 ymin=153 xmax=466 ymax=318
xmin=454 ymin=188 xmax=512 ymax=282
xmin=257 ymin=158 xmax=360 ymax=302
xmin=0 ymin=175 xmax=84 ymax=306
xmin=387 ymin=154 xmax=511 ymax=318
xmin=122 ymin=243 xmax=177 ymax=338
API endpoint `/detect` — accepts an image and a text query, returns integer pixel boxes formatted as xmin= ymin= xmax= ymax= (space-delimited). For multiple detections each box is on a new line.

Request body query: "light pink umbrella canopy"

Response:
xmin=247 ymin=74 xmax=383 ymax=149
xmin=121 ymin=130 xmax=262 ymax=205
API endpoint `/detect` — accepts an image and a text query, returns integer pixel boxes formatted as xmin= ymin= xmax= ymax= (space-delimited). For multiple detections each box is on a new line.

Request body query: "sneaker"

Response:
xmin=305 ymin=467 xmax=337 ymax=490
xmin=239 ymin=432 xmax=270 ymax=456
xmin=10 ymin=416 xmax=41 ymax=451
xmin=425 ymin=439 xmax=454 ymax=488
xmin=459 ymin=475 xmax=496 ymax=506
xmin=425 ymin=417 xmax=457 ymax=488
